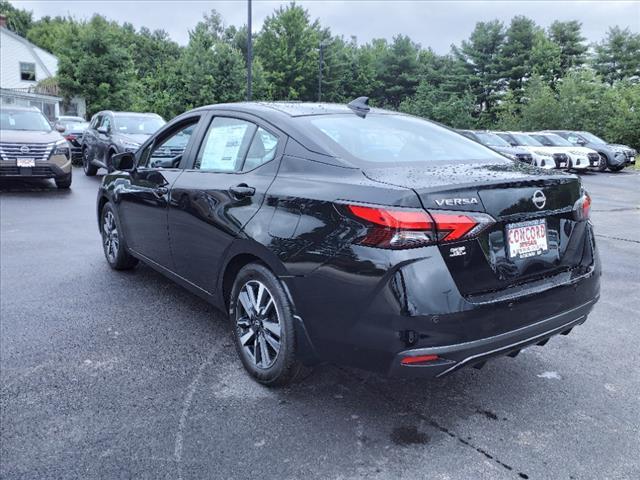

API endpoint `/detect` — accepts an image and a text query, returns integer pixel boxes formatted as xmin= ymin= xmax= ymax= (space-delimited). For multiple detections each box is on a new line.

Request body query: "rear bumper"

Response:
xmin=284 ymin=226 xmax=601 ymax=377
xmin=389 ymin=296 xmax=597 ymax=378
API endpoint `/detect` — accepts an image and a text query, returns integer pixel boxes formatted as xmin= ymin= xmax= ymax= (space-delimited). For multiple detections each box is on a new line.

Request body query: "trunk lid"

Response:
xmin=362 ymin=161 xmax=590 ymax=296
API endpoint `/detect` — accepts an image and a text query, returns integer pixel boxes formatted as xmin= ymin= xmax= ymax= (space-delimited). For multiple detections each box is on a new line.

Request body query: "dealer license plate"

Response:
xmin=506 ymin=219 xmax=548 ymax=259
xmin=17 ymin=158 xmax=35 ymax=167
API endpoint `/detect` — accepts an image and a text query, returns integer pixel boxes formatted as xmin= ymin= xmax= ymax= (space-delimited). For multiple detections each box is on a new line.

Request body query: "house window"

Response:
xmin=20 ymin=62 xmax=36 ymax=81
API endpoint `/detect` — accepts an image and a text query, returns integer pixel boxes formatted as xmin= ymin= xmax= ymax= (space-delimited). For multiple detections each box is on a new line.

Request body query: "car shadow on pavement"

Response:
xmin=0 ymin=178 xmax=67 ymax=193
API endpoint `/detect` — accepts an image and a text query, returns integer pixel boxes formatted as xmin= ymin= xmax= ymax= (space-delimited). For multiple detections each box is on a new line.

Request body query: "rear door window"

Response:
xmin=194 ymin=117 xmax=256 ymax=171
xmin=243 ymin=127 xmax=279 ymax=171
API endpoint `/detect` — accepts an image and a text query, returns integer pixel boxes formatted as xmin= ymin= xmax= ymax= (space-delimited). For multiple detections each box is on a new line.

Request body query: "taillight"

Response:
xmin=346 ymin=205 xmax=436 ymax=249
xmin=345 ymin=204 xmax=495 ymax=249
xmin=573 ymin=191 xmax=591 ymax=221
xmin=65 ymin=134 xmax=76 ymax=141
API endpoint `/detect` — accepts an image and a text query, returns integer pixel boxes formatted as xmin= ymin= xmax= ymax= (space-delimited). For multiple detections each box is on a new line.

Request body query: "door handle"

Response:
xmin=229 ymin=184 xmax=255 ymax=199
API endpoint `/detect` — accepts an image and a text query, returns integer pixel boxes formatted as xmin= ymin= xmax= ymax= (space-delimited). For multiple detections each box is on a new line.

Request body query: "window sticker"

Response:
xmin=200 ymin=123 xmax=249 ymax=171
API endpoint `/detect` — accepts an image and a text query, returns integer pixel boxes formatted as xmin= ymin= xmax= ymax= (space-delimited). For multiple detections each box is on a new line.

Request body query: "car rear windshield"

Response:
xmin=511 ymin=133 xmax=543 ymax=147
xmin=579 ymin=132 xmax=606 ymax=144
xmin=475 ymin=132 xmax=511 ymax=147
xmin=114 ymin=116 xmax=165 ymax=135
xmin=0 ymin=110 xmax=52 ymax=132
xmin=301 ymin=114 xmax=505 ymax=165
xmin=533 ymin=134 xmax=572 ymax=147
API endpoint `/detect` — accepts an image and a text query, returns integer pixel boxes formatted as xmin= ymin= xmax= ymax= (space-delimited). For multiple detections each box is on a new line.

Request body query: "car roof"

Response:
xmin=194 ymin=101 xmax=390 ymax=118
xmin=1 ymin=106 xmax=41 ymax=113
xmin=96 ymin=111 xmax=162 ymax=117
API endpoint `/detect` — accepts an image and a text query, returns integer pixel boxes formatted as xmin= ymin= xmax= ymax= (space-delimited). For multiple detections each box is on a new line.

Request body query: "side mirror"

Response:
xmin=112 ymin=152 xmax=135 ymax=171
xmin=576 ymin=138 xmax=586 ymax=145
xmin=97 ymin=126 xmax=109 ymax=135
xmin=55 ymin=123 xmax=66 ymax=133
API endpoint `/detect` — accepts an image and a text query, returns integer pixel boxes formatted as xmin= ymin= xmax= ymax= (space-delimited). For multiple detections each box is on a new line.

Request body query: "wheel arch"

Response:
xmin=97 ymin=195 xmax=109 ymax=230
xmin=218 ymin=240 xmax=290 ymax=310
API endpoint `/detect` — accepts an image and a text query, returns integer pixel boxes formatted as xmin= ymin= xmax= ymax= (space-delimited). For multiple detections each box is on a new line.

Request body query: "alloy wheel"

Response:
xmin=235 ymin=280 xmax=281 ymax=369
xmin=83 ymin=149 xmax=90 ymax=174
xmin=102 ymin=211 xmax=119 ymax=263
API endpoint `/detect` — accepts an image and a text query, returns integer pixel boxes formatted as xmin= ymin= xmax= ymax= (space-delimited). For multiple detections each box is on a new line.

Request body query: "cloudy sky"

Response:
xmin=13 ymin=1 xmax=640 ymax=53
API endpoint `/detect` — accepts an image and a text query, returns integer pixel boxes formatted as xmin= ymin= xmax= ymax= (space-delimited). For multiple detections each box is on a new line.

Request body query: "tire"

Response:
xmin=100 ymin=202 xmax=138 ymax=270
xmin=597 ymin=154 xmax=608 ymax=172
xmin=106 ymin=150 xmax=116 ymax=172
xmin=229 ymin=263 xmax=305 ymax=386
xmin=608 ymin=164 xmax=625 ymax=172
xmin=55 ymin=170 xmax=72 ymax=189
xmin=83 ymin=147 xmax=98 ymax=176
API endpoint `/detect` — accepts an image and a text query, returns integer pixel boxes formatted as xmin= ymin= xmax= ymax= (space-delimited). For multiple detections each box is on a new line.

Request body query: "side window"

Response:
xmin=101 ymin=116 xmax=112 ymax=133
xmin=567 ymin=135 xmax=580 ymax=145
xmin=139 ymin=120 xmax=199 ymax=169
xmin=194 ymin=117 xmax=256 ymax=171
xmin=90 ymin=115 xmax=102 ymax=129
xmin=243 ymin=127 xmax=279 ymax=171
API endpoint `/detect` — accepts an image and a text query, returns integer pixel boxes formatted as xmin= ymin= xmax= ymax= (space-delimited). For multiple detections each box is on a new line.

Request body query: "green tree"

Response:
xmin=56 ymin=16 xmax=135 ymax=116
xmin=255 ymin=3 xmax=322 ymax=100
xmin=0 ymin=0 xmax=32 ymax=37
xmin=400 ymin=81 xmax=476 ymax=128
xmin=556 ymin=70 xmax=608 ymax=131
xmin=548 ymin=20 xmax=588 ymax=76
xmin=375 ymin=34 xmax=420 ymax=108
xmin=518 ymin=75 xmax=562 ymax=130
xmin=602 ymin=81 xmax=640 ymax=149
xmin=451 ymin=20 xmax=505 ymax=118
xmin=174 ymin=18 xmax=246 ymax=112
xmin=593 ymin=26 xmax=640 ymax=84
xmin=494 ymin=89 xmax=521 ymax=130
xmin=530 ymin=30 xmax=562 ymax=84
xmin=498 ymin=16 xmax=540 ymax=99
xmin=26 ymin=15 xmax=75 ymax=55
xmin=128 ymin=27 xmax=180 ymax=80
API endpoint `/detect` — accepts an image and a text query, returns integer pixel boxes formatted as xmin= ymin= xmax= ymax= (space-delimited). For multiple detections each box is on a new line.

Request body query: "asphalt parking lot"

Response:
xmin=1 ymin=167 xmax=638 ymax=480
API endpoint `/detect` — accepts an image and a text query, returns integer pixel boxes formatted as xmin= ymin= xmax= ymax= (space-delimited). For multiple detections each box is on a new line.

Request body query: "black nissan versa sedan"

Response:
xmin=96 ymin=99 xmax=601 ymax=386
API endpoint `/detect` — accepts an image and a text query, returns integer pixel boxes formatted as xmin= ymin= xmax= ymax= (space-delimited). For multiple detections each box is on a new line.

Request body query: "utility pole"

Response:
xmin=247 ymin=0 xmax=253 ymax=101
xmin=318 ymin=42 xmax=326 ymax=102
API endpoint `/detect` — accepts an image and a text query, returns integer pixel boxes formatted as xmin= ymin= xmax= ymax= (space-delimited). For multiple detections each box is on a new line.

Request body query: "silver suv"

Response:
xmin=0 ymin=106 xmax=72 ymax=189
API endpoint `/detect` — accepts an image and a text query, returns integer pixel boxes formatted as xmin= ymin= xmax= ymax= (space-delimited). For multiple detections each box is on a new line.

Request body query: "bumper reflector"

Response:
xmin=401 ymin=354 xmax=439 ymax=365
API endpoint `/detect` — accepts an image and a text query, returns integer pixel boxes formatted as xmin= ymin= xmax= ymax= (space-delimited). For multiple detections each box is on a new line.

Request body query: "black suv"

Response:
xmin=96 ymin=100 xmax=600 ymax=386
xmin=82 ymin=111 xmax=164 ymax=176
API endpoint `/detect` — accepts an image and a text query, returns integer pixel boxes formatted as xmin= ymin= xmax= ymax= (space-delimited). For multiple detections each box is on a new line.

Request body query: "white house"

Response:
xmin=0 ymin=15 xmax=86 ymax=120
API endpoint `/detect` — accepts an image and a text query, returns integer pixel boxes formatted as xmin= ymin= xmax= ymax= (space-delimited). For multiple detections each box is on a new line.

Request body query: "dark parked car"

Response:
xmin=61 ymin=120 xmax=89 ymax=163
xmin=55 ymin=115 xmax=85 ymax=128
xmin=82 ymin=111 xmax=165 ymax=175
xmin=545 ymin=130 xmax=630 ymax=172
xmin=458 ymin=129 xmax=534 ymax=165
xmin=97 ymin=100 xmax=600 ymax=386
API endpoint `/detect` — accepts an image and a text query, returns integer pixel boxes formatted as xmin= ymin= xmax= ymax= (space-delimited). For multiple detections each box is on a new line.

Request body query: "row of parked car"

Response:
xmin=0 ymin=104 xmax=636 ymax=190
xmin=459 ymin=129 xmax=636 ymax=172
